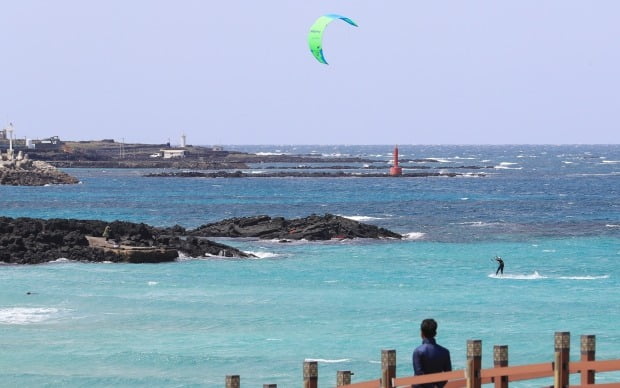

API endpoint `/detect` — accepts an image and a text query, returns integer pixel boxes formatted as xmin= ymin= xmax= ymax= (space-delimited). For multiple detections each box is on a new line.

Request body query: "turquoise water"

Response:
xmin=1 ymin=145 xmax=619 ymax=387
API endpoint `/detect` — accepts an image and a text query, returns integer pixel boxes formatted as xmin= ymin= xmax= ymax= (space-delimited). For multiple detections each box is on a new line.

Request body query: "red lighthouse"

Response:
xmin=389 ymin=146 xmax=403 ymax=176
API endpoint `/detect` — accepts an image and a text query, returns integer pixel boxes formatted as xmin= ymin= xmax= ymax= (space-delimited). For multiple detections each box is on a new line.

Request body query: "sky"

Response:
xmin=1 ymin=1 xmax=619 ymax=145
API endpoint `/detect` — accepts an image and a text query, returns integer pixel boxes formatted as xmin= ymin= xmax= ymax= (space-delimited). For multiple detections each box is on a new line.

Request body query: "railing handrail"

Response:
xmin=342 ymin=358 xmax=620 ymax=388
xmin=224 ymin=333 xmax=620 ymax=388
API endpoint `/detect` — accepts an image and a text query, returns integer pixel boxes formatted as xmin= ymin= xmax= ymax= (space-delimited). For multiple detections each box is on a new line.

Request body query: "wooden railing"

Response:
xmin=223 ymin=332 xmax=620 ymax=388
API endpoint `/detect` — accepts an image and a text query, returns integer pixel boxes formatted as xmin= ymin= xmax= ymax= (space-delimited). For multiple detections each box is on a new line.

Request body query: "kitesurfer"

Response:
xmin=495 ymin=256 xmax=504 ymax=275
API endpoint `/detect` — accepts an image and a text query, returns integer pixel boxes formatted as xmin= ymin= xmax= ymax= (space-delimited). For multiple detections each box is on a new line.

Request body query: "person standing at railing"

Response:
xmin=412 ymin=318 xmax=452 ymax=388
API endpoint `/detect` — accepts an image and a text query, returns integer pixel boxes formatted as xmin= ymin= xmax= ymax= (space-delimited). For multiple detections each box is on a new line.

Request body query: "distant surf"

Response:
xmin=0 ymin=307 xmax=63 ymax=325
xmin=489 ymin=272 xmax=609 ymax=280
xmin=403 ymin=232 xmax=426 ymax=240
xmin=339 ymin=215 xmax=385 ymax=222
xmin=557 ymin=275 xmax=610 ymax=280
xmin=304 ymin=358 xmax=350 ymax=363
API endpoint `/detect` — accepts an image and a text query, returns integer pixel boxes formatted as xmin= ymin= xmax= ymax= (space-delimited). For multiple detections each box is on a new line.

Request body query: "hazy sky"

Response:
xmin=1 ymin=1 xmax=619 ymax=145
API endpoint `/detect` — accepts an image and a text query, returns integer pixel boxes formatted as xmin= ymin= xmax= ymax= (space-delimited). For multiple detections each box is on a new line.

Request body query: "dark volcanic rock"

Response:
xmin=190 ymin=214 xmax=402 ymax=241
xmin=0 ymin=217 xmax=252 ymax=264
xmin=0 ymin=161 xmax=79 ymax=186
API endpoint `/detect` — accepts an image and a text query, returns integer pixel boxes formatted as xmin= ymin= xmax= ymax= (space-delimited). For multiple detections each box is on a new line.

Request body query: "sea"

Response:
xmin=1 ymin=144 xmax=619 ymax=387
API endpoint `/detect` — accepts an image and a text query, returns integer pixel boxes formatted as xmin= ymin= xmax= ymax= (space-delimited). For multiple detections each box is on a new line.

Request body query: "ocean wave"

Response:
xmin=488 ymin=271 xmax=546 ymax=280
xmin=569 ymin=172 xmax=620 ymax=177
xmin=606 ymin=224 xmax=620 ymax=228
xmin=404 ymin=232 xmax=426 ymax=240
xmin=601 ymin=160 xmax=620 ymax=164
xmin=48 ymin=258 xmax=74 ymax=264
xmin=176 ymin=252 xmax=192 ymax=261
xmin=557 ymin=275 xmax=609 ymax=280
xmin=0 ymin=307 xmax=63 ymax=325
xmin=456 ymin=221 xmax=499 ymax=227
xmin=494 ymin=162 xmax=522 ymax=170
xmin=245 ymin=251 xmax=282 ymax=259
xmin=339 ymin=215 xmax=384 ymax=222
xmin=148 ymin=281 xmax=158 ymax=286
xmin=304 ymin=358 xmax=350 ymax=363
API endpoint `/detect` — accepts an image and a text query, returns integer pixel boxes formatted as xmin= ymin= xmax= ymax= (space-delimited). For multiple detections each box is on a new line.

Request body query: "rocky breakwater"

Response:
xmin=0 ymin=217 xmax=252 ymax=264
xmin=0 ymin=151 xmax=79 ymax=186
xmin=190 ymin=214 xmax=403 ymax=241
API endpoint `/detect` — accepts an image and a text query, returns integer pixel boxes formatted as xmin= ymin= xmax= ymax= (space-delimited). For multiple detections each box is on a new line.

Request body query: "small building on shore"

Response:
xmin=160 ymin=149 xmax=186 ymax=159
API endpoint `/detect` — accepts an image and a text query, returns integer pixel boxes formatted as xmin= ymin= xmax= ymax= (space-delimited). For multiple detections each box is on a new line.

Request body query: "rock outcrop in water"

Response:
xmin=0 ymin=153 xmax=79 ymax=186
xmin=0 ymin=214 xmax=402 ymax=264
xmin=0 ymin=217 xmax=252 ymax=264
xmin=190 ymin=214 xmax=402 ymax=241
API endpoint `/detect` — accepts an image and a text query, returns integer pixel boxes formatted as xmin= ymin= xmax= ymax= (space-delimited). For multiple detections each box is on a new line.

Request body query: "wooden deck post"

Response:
xmin=381 ymin=349 xmax=396 ymax=388
xmin=466 ymin=339 xmax=482 ymax=388
xmin=225 ymin=375 xmax=240 ymax=388
xmin=580 ymin=334 xmax=596 ymax=386
xmin=336 ymin=371 xmax=352 ymax=387
xmin=303 ymin=361 xmax=318 ymax=388
xmin=493 ymin=345 xmax=509 ymax=388
xmin=554 ymin=332 xmax=570 ymax=388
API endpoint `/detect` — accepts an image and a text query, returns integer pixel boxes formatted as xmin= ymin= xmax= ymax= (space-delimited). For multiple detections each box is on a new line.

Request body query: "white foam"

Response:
xmin=494 ymin=162 xmax=522 ymax=170
xmin=488 ymin=271 xmax=546 ymax=280
xmin=558 ymin=275 xmax=609 ymax=280
xmin=606 ymin=224 xmax=620 ymax=228
xmin=0 ymin=307 xmax=61 ymax=325
xmin=176 ymin=252 xmax=192 ymax=261
xmin=601 ymin=160 xmax=620 ymax=164
xmin=457 ymin=221 xmax=498 ymax=227
xmin=48 ymin=258 xmax=73 ymax=264
xmin=304 ymin=358 xmax=350 ymax=364
xmin=148 ymin=281 xmax=158 ymax=286
xmin=245 ymin=251 xmax=281 ymax=259
xmin=428 ymin=157 xmax=451 ymax=163
xmin=404 ymin=232 xmax=426 ymax=240
xmin=339 ymin=215 xmax=383 ymax=222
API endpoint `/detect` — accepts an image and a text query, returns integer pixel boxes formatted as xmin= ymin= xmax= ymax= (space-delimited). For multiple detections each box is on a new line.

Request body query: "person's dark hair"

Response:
xmin=420 ymin=318 xmax=438 ymax=338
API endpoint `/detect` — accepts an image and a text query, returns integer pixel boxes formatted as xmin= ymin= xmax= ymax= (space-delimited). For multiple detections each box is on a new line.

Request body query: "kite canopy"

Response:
xmin=308 ymin=14 xmax=358 ymax=65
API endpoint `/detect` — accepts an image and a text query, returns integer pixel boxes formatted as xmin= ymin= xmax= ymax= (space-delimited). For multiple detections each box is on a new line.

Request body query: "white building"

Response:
xmin=161 ymin=149 xmax=186 ymax=159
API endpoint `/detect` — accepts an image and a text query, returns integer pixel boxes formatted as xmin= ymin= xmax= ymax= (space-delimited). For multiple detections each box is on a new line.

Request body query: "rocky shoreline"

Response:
xmin=0 ymin=214 xmax=401 ymax=264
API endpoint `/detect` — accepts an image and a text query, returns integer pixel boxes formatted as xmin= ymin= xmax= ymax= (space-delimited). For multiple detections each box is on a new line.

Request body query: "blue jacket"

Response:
xmin=412 ymin=338 xmax=452 ymax=388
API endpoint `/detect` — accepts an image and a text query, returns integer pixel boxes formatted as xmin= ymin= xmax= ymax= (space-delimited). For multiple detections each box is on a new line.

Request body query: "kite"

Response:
xmin=308 ymin=14 xmax=358 ymax=65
